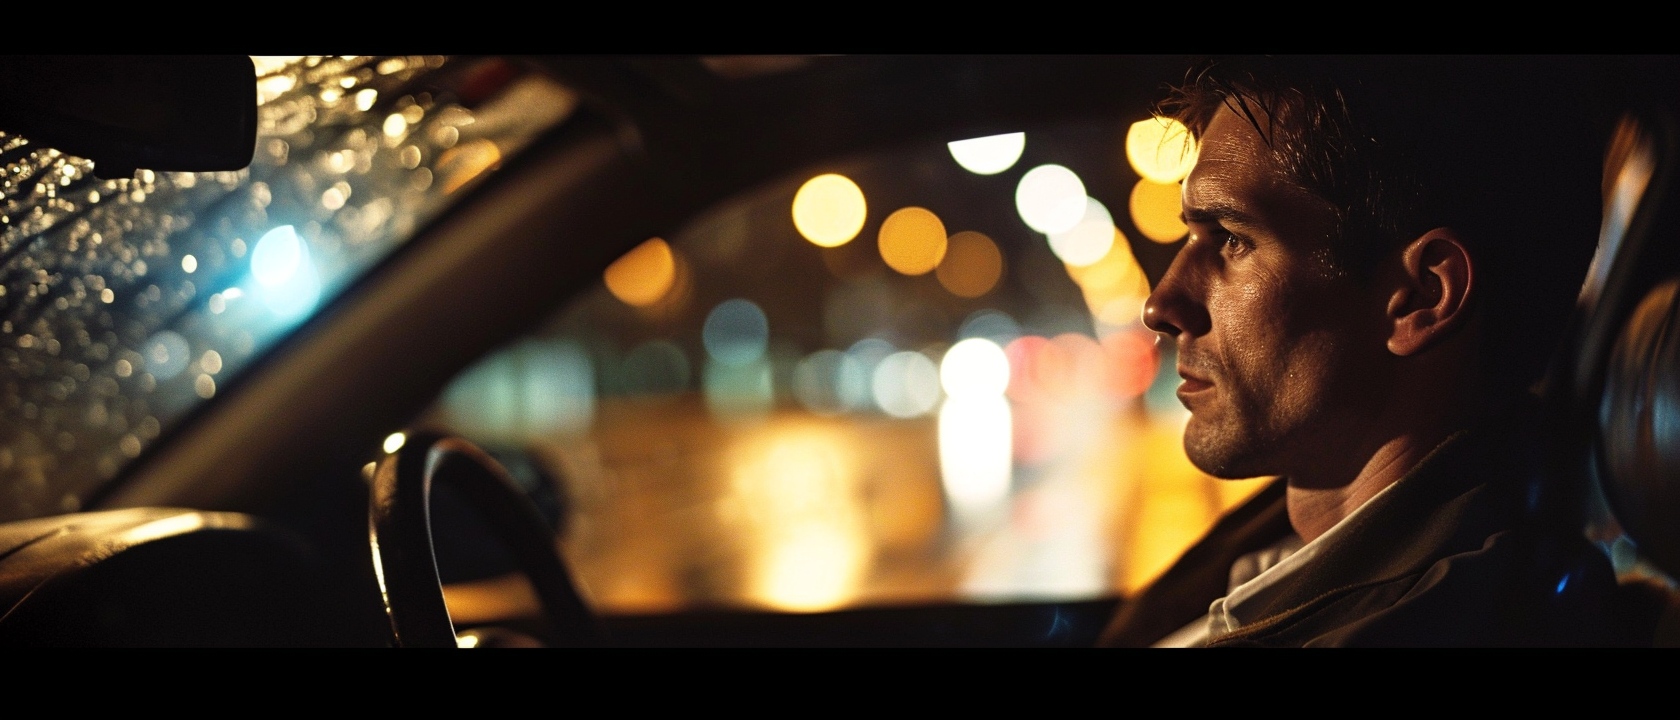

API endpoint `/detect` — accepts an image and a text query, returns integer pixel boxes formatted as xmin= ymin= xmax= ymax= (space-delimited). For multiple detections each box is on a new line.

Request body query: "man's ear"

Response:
xmin=1385 ymin=228 xmax=1474 ymax=356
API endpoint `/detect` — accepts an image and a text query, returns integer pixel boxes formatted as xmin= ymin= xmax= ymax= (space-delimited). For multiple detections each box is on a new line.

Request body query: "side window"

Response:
xmin=422 ymin=119 xmax=1271 ymax=613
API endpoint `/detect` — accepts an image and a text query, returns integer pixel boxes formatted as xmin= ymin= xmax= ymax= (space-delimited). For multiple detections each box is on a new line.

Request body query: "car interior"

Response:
xmin=1 ymin=55 xmax=1676 ymax=647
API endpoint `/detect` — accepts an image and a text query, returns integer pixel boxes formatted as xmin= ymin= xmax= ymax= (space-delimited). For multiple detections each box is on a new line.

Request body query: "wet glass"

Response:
xmin=0 ymin=56 xmax=576 ymax=521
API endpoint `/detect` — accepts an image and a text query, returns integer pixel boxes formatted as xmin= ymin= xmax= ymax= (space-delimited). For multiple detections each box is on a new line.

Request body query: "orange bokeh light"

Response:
xmin=877 ymin=207 xmax=948 ymax=276
xmin=1130 ymin=178 xmax=1188 ymax=244
xmin=604 ymin=237 xmax=677 ymax=307
xmin=936 ymin=231 xmax=1004 ymax=298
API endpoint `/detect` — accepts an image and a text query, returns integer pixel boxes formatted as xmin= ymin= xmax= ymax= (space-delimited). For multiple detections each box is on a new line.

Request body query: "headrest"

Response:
xmin=1600 ymin=277 xmax=1680 ymax=576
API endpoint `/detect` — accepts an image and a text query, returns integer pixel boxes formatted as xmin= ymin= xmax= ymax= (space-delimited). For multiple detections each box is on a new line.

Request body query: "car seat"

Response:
xmin=1551 ymin=103 xmax=1680 ymax=646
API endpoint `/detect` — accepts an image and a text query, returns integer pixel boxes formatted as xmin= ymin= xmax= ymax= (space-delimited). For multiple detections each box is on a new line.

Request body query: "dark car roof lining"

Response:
xmin=98 ymin=56 xmax=1189 ymax=515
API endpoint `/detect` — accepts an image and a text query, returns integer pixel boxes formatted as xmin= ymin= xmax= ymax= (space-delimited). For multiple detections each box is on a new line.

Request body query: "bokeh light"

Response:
xmin=703 ymin=299 xmax=770 ymax=366
xmin=1066 ymin=228 xmax=1151 ymax=326
xmin=1064 ymin=231 xmax=1146 ymax=293
xmin=251 ymin=225 xmax=321 ymax=318
xmin=1101 ymin=330 xmax=1160 ymax=400
xmin=877 ymin=207 xmax=948 ymax=276
xmin=939 ymin=395 xmax=1013 ymax=521
xmin=142 ymin=331 xmax=190 ymax=382
xmin=793 ymin=349 xmax=865 ymax=415
xmin=1047 ymin=198 xmax=1116 ymax=267
xmin=940 ymin=338 xmax=1010 ymax=398
xmin=1004 ymin=335 xmax=1051 ymax=403
xmin=1015 ymin=164 xmax=1087 ymax=234
xmin=251 ymin=225 xmax=302 ymax=287
xmin=793 ymin=174 xmax=868 ymax=247
xmin=1130 ymin=179 xmax=1188 ymax=244
xmin=1047 ymin=333 xmax=1107 ymax=400
xmin=604 ymin=238 xmax=677 ymax=307
xmin=936 ymin=231 xmax=1004 ymax=298
xmin=947 ymin=132 xmax=1025 ymax=175
xmin=872 ymin=350 xmax=940 ymax=418
xmin=443 ymin=338 xmax=596 ymax=442
xmin=959 ymin=309 xmax=1023 ymax=347
xmin=733 ymin=432 xmax=868 ymax=611
xmin=437 ymin=138 xmax=503 ymax=194
xmin=1092 ymin=295 xmax=1148 ymax=328
xmin=1002 ymin=334 xmax=1107 ymax=403
xmin=1126 ymin=116 xmax=1196 ymax=183
xmin=844 ymin=338 xmax=896 ymax=411
xmin=704 ymin=357 xmax=773 ymax=418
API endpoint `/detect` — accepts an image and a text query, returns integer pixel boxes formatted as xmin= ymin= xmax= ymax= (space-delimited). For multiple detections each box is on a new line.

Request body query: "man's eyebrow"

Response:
xmin=1181 ymin=203 xmax=1260 ymax=228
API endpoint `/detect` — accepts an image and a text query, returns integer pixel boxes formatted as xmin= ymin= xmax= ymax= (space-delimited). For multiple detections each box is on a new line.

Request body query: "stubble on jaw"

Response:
xmin=1168 ymin=106 xmax=1383 ymax=484
xmin=1178 ymin=255 xmax=1374 ymax=482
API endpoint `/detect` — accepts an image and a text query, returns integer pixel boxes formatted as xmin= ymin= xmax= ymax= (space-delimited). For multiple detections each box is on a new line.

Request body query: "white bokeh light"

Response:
xmin=940 ymin=338 xmax=1010 ymax=398
xmin=939 ymin=395 xmax=1013 ymax=521
xmin=872 ymin=350 xmax=940 ymax=418
xmin=947 ymin=132 xmax=1026 ymax=175
xmin=1048 ymin=197 xmax=1117 ymax=267
xmin=1015 ymin=164 xmax=1087 ymax=234
xmin=844 ymin=338 xmax=896 ymax=411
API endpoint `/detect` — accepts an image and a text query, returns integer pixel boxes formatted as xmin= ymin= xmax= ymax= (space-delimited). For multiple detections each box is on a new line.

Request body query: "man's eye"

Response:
xmin=1219 ymin=231 xmax=1248 ymax=256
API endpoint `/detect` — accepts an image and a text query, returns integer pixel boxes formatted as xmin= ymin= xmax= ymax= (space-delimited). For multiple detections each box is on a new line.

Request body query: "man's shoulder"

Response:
xmin=1104 ymin=419 xmax=1656 ymax=647
xmin=1096 ymin=478 xmax=1291 ymax=647
xmin=1218 ymin=528 xmax=1642 ymax=647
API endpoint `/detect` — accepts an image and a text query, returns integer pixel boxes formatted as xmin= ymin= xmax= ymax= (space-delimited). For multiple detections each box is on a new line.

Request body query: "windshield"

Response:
xmin=421 ymin=116 xmax=1273 ymax=614
xmin=0 ymin=56 xmax=575 ymax=522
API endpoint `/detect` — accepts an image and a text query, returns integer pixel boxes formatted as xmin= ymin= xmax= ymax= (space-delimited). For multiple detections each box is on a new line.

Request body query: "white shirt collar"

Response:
xmin=1150 ymin=478 xmax=1402 ymax=648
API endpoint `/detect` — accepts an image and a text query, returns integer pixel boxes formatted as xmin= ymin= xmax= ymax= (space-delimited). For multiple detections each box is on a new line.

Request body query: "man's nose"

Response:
xmin=1142 ymin=253 xmax=1209 ymax=339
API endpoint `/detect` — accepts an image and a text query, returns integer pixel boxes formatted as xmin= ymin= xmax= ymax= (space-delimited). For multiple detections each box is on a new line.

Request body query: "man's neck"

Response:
xmin=1284 ymin=428 xmax=1456 ymax=543
xmin=1278 ymin=353 xmax=1506 ymax=544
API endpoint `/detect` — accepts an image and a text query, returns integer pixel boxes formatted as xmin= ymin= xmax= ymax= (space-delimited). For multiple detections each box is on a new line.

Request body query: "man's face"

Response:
xmin=1143 ymin=105 xmax=1389 ymax=480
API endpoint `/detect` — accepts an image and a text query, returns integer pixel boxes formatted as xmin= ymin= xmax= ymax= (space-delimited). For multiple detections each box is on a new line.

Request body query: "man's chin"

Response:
xmin=1182 ymin=421 xmax=1267 ymax=480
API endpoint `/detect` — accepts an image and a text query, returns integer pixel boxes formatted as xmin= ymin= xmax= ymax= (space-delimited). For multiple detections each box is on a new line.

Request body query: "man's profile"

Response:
xmin=1100 ymin=57 xmax=1645 ymax=647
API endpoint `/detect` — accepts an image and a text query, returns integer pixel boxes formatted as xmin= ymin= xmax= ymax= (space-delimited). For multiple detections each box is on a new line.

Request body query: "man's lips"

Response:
xmin=1176 ymin=366 xmax=1214 ymax=397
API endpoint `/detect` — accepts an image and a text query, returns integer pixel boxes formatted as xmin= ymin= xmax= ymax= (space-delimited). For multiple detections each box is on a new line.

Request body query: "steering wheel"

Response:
xmin=368 ymin=432 xmax=601 ymax=647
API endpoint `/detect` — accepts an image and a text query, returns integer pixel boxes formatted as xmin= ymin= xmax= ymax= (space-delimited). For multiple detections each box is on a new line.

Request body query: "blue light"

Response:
xmin=1555 ymin=573 xmax=1571 ymax=594
xmin=251 ymin=225 xmax=321 ymax=318
xmin=702 ymin=299 xmax=769 ymax=366
xmin=1045 ymin=607 xmax=1071 ymax=640
xmin=958 ymin=308 xmax=1022 ymax=346
xmin=251 ymin=225 xmax=302 ymax=287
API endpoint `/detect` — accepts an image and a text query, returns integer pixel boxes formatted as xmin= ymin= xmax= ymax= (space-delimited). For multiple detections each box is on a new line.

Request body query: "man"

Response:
xmin=1099 ymin=57 xmax=1647 ymax=647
